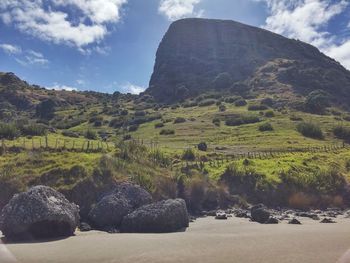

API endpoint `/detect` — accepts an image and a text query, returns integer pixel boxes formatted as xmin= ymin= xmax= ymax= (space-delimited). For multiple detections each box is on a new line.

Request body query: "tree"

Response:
xmin=305 ymin=90 xmax=330 ymax=114
xmin=212 ymin=72 xmax=232 ymax=90
xmin=35 ymin=99 xmax=56 ymax=120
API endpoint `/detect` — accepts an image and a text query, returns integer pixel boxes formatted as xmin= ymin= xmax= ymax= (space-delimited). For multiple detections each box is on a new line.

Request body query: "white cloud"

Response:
xmin=0 ymin=43 xmax=21 ymax=54
xmin=76 ymin=79 xmax=85 ymax=85
xmin=48 ymin=83 xmax=78 ymax=91
xmin=0 ymin=0 xmax=127 ymax=49
xmin=159 ymin=0 xmax=203 ymax=21
xmin=15 ymin=50 xmax=49 ymax=66
xmin=258 ymin=0 xmax=350 ymax=69
xmin=121 ymin=83 xmax=145 ymax=94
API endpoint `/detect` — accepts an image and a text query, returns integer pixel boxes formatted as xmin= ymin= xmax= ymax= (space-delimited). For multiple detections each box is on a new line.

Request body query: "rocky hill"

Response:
xmin=147 ymin=18 xmax=350 ymax=104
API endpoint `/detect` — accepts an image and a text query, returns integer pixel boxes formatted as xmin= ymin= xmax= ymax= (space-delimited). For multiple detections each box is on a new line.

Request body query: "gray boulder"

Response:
xmin=251 ymin=204 xmax=271 ymax=224
xmin=121 ymin=199 xmax=189 ymax=233
xmin=114 ymin=182 xmax=152 ymax=209
xmin=88 ymin=183 xmax=152 ymax=229
xmin=0 ymin=186 xmax=79 ymax=240
xmin=88 ymin=194 xmax=131 ymax=229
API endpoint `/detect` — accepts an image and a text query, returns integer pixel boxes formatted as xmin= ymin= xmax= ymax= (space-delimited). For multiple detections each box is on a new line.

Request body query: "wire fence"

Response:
xmin=0 ymin=136 xmax=112 ymax=154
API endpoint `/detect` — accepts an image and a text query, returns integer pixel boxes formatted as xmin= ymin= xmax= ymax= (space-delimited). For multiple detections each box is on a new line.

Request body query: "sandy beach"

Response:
xmin=1 ymin=217 xmax=350 ymax=263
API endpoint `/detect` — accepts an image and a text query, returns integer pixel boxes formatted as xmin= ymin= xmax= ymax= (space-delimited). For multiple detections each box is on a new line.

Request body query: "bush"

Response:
xmin=219 ymin=105 xmax=226 ymax=112
xmin=265 ymin=110 xmax=275 ymax=118
xmin=224 ymin=96 xmax=240 ymax=103
xmin=35 ymin=99 xmax=56 ymax=120
xmin=297 ymin=122 xmax=324 ymax=139
xmin=234 ymin=99 xmax=247 ymax=107
xmin=123 ymin=134 xmax=132 ymax=141
xmin=305 ymin=90 xmax=330 ymax=114
xmin=212 ymin=72 xmax=232 ymax=90
xmin=182 ymin=148 xmax=196 ymax=161
xmin=225 ymin=115 xmax=260 ymax=126
xmin=0 ymin=123 xmax=20 ymax=140
xmin=120 ymin=109 xmax=128 ymax=116
xmin=182 ymin=101 xmax=198 ymax=108
xmin=261 ymin=98 xmax=274 ymax=107
xmin=290 ymin=115 xmax=303 ymax=121
xmin=198 ymin=99 xmax=216 ymax=107
xmin=154 ymin=122 xmax=164 ymax=129
xmin=174 ymin=117 xmax=186 ymax=124
xmin=20 ymin=123 xmax=47 ymax=136
xmin=212 ymin=118 xmax=221 ymax=127
xmin=135 ymin=111 xmax=146 ymax=117
xmin=128 ymin=124 xmax=139 ymax=132
xmin=62 ymin=130 xmax=79 ymax=138
xmin=258 ymin=122 xmax=274 ymax=132
xmin=109 ymin=118 xmax=125 ymax=128
xmin=85 ymin=129 xmax=98 ymax=140
xmin=333 ymin=126 xmax=350 ymax=143
xmin=197 ymin=142 xmax=208 ymax=151
xmin=160 ymin=129 xmax=175 ymax=135
xmin=248 ymin=104 xmax=268 ymax=111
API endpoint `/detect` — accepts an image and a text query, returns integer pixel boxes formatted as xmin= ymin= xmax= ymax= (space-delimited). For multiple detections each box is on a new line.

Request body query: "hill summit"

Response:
xmin=147 ymin=18 xmax=350 ymax=103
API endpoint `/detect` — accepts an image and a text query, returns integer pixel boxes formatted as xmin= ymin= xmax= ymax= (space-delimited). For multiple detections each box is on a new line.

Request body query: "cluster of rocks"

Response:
xmin=0 ymin=184 xmax=190 ymax=241
xmin=204 ymin=204 xmax=346 ymax=225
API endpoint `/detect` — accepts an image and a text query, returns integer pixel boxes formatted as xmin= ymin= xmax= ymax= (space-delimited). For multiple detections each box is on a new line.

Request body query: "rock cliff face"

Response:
xmin=147 ymin=18 xmax=350 ymax=103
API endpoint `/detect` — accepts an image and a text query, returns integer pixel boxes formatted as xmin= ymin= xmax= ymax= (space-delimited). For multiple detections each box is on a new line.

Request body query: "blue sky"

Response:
xmin=0 ymin=0 xmax=349 ymax=94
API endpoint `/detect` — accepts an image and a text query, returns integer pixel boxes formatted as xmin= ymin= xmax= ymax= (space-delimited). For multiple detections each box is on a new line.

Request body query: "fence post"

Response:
xmin=45 ymin=135 xmax=48 ymax=149
xmin=1 ymin=138 xmax=5 ymax=153
xmin=32 ymin=138 xmax=34 ymax=150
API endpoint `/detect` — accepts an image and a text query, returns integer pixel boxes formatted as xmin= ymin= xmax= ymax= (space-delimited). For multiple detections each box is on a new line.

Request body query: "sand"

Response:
xmin=1 ymin=217 xmax=350 ymax=263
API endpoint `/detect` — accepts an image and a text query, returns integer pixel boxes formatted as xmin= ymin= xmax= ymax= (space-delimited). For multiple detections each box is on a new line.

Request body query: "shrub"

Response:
xmin=265 ymin=110 xmax=275 ymax=118
xmin=248 ymin=104 xmax=268 ymax=111
xmin=290 ymin=115 xmax=303 ymax=121
xmin=154 ymin=122 xmax=164 ymax=129
xmin=120 ymin=109 xmax=128 ymax=116
xmin=197 ymin=142 xmax=208 ymax=151
xmin=212 ymin=118 xmax=221 ymax=127
xmin=212 ymin=72 xmax=233 ymax=90
xmin=186 ymin=177 xmax=207 ymax=212
xmin=123 ymin=134 xmax=132 ymax=141
xmin=305 ymin=90 xmax=330 ymax=114
xmin=224 ymin=96 xmax=240 ymax=103
xmin=333 ymin=126 xmax=350 ymax=143
xmin=182 ymin=148 xmax=196 ymax=161
xmin=198 ymin=99 xmax=216 ymax=107
xmin=135 ymin=111 xmax=146 ymax=117
xmin=160 ymin=129 xmax=175 ymax=135
xmin=258 ymin=122 xmax=274 ymax=132
xmin=35 ymin=99 xmax=56 ymax=120
xmin=225 ymin=115 xmax=260 ymax=126
xmin=261 ymin=97 xmax=274 ymax=107
xmin=234 ymin=99 xmax=247 ymax=107
xmin=174 ymin=117 xmax=186 ymax=124
xmin=62 ymin=130 xmax=79 ymax=138
xmin=20 ymin=123 xmax=47 ymax=136
xmin=297 ymin=122 xmax=324 ymax=139
xmin=183 ymin=101 xmax=198 ymax=108
xmin=0 ymin=123 xmax=20 ymax=140
xmin=128 ymin=124 xmax=139 ymax=132
xmin=109 ymin=118 xmax=125 ymax=128
xmin=219 ymin=105 xmax=226 ymax=112
xmin=85 ymin=129 xmax=97 ymax=140
xmin=89 ymin=116 xmax=103 ymax=124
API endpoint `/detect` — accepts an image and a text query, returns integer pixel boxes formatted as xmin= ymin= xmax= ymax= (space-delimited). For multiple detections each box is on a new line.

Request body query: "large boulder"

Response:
xmin=88 ymin=194 xmax=131 ymax=230
xmin=114 ymin=182 xmax=153 ymax=209
xmin=0 ymin=186 xmax=79 ymax=240
xmin=121 ymin=199 xmax=189 ymax=233
xmin=251 ymin=204 xmax=271 ymax=224
xmin=88 ymin=183 xmax=152 ymax=229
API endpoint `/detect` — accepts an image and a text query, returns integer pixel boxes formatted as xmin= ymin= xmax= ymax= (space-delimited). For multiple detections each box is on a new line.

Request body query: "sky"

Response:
xmin=0 ymin=0 xmax=349 ymax=94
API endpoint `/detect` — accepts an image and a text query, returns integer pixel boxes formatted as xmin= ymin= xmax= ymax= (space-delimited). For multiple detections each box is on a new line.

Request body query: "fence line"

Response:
xmin=0 ymin=136 xmax=112 ymax=154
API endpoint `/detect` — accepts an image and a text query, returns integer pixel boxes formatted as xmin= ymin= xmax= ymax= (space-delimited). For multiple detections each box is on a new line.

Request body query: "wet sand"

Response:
xmin=1 ymin=217 xmax=350 ymax=263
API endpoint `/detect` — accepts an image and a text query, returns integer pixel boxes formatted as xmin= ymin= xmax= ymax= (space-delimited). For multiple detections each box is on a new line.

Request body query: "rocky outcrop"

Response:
xmin=120 ymin=199 xmax=189 ymax=233
xmin=0 ymin=186 xmax=79 ymax=240
xmin=251 ymin=204 xmax=271 ymax=224
xmin=147 ymin=18 xmax=350 ymax=103
xmin=88 ymin=183 xmax=152 ymax=229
